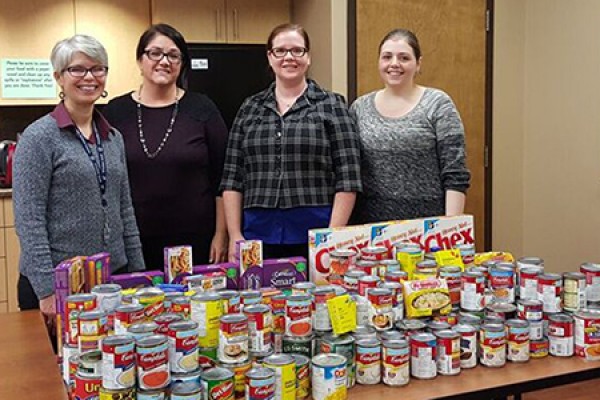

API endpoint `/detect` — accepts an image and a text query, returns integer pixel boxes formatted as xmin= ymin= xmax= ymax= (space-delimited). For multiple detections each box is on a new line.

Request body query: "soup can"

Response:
xmin=262 ymin=354 xmax=296 ymax=400
xmin=343 ymin=270 xmax=366 ymax=293
xmin=320 ymin=333 xmax=355 ymax=388
xmin=410 ymin=333 xmax=437 ymax=379
xmin=313 ymin=286 xmax=335 ymax=332
xmin=367 ymin=288 xmax=394 ymax=331
xmin=519 ymin=267 xmax=543 ymax=301
xmin=327 ymin=249 xmax=356 ymax=285
xmin=311 ymin=353 xmax=347 ymax=400
xmin=361 ymin=246 xmax=388 ymax=263
xmin=574 ymin=309 xmax=600 ymax=360
xmin=218 ymin=314 xmax=249 ymax=364
xmin=171 ymin=296 xmax=191 ymax=318
xmin=154 ymin=312 xmax=184 ymax=335
xmin=136 ymin=335 xmax=170 ymax=390
xmin=114 ymin=304 xmax=145 ymax=336
xmin=291 ymin=282 xmax=316 ymax=296
xmin=505 ymin=319 xmax=530 ymax=362
xmin=78 ymin=310 xmax=108 ymax=352
xmin=381 ymin=339 xmax=409 ymax=386
xmin=452 ymin=323 xmax=478 ymax=369
xmin=530 ymin=338 xmax=549 ymax=359
xmin=282 ymin=334 xmax=314 ymax=359
xmin=291 ymin=354 xmax=310 ymax=400
xmin=460 ymin=271 xmax=485 ymax=312
xmin=516 ymin=299 xmax=543 ymax=340
xmin=489 ymin=264 xmax=515 ymax=303
xmin=479 ymin=323 xmax=506 ymax=367
xmin=270 ymin=294 xmax=287 ymax=339
xmin=134 ymin=287 xmax=165 ymax=320
xmin=439 ymin=266 xmax=462 ymax=307
xmin=219 ymin=290 xmax=242 ymax=314
xmin=221 ymin=359 xmax=252 ymax=400
xmin=355 ymin=338 xmax=381 ymax=385
xmin=548 ymin=313 xmax=574 ymax=357
xmin=537 ymin=273 xmax=563 ymax=313
xmin=101 ymin=335 xmax=136 ymax=389
xmin=516 ymin=257 xmax=544 ymax=297
xmin=91 ymin=284 xmax=122 ymax=314
xmin=191 ymin=292 xmax=223 ymax=348
xmin=413 ymin=260 xmax=438 ymax=281
xmin=98 ymin=387 xmax=136 ymax=400
xmin=563 ymin=272 xmax=587 ymax=312
xmin=169 ymin=320 xmax=200 ymax=373
xmin=358 ymin=275 xmax=380 ymax=297
xmin=355 ymin=260 xmax=378 ymax=278
xmin=245 ymin=304 xmax=273 ymax=354
xmin=170 ymin=381 xmax=202 ymax=400
xmin=434 ymin=330 xmax=460 ymax=376
xmin=66 ymin=293 xmax=97 ymax=346
xmin=378 ymin=281 xmax=404 ymax=322
xmin=201 ymin=367 xmax=235 ymax=400
xmin=457 ymin=243 xmax=475 ymax=267
xmin=74 ymin=369 xmax=102 ymax=400
xmin=128 ymin=321 xmax=159 ymax=340
xmin=198 ymin=347 xmax=218 ymax=370
xmin=385 ymin=270 xmax=408 ymax=284
xmin=245 ymin=367 xmax=275 ymax=400
xmin=285 ymin=294 xmax=312 ymax=337
xmin=581 ymin=263 xmax=600 ymax=304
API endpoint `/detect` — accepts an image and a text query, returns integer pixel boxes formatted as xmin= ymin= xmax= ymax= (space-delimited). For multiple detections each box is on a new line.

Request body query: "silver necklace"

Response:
xmin=136 ymin=88 xmax=179 ymax=159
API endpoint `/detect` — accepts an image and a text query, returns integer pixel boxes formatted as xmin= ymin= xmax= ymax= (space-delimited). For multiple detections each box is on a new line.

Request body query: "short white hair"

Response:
xmin=50 ymin=34 xmax=108 ymax=73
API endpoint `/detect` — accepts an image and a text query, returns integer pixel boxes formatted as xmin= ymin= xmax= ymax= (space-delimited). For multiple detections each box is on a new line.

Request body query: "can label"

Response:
xmin=382 ymin=345 xmax=409 ymax=386
xmin=247 ymin=310 xmax=273 ymax=354
xmin=507 ymin=325 xmax=530 ymax=362
xmin=436 ymin=336 xmax=460 ymax=375
xmin=246 ymin=375 xmax=275 ymax=400
xmin=285 ymin=296 xmax=312 ymax=337
xmin=538 ymin=277 xmax=562 ymax=313
xmin=168 ymin=327 xmax=199 ymax=373
xmin=368 ymin=292 xmax=394 ymax=331
xmin=480 ymin=329 xmax=506 ymax=367
xmin=98 ymin=387 xmax=136 ymax=400
xmin=563 ymin=276 xmax=587 ymax=312
xmin=489 ymin=268 xmax=515 ymax=303
xmin=460 ymin=274 xmax=484 ymax=311
xmin=548 ymin=317 xmax=574 ymax=357
xmin=519 ymin=271 xmax=540 ymax=301
xmin=219 ymin=318 xmax=249 ymax=364
xmin=296 ymin=361 xmax=310 ymax=400
xmin=312 ymin=361 xmax=346 ymax=400
xmin=204 ymin=378 xmax=234 ymax=400
xmin=457 ymin=331 xmax=477 ymax=369
xmin=282 ymin=337 xmax=313 ymax=359
xmin=74 ymin=373 xmax=102 ymax=400
xmin=137 ymin=342 xmax=170 ymax=390
xmin=575 ymin=314 xmax=600 ymax=360
xmin=263 ymin=362 xmax=296 ymax=400
xmin=191 ymin=298 xmax=222 ymax=348
xmin=356 ymin=345 xmax=381 ymax=385
xmin=410 ymin=336 xmax=437 ymax=379
xmin=530 ymin=339 xmax=549 ymax=358
xmin=270 ymin=296 xmax=286 ymax=335
xmin=101 ymin=340 xmax=136 ymax=389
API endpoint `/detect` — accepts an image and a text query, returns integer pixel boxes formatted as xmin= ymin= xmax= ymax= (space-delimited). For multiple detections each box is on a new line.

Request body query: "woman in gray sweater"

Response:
xmin=13 ymin=35 xmax=145 ymax=332
xmin=351 ymin=29 xmax=470 ymax=223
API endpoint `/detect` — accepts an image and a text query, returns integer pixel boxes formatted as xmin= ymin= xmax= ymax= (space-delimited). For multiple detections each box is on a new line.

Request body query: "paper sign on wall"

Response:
xmin=1 ymin=59 xmax=56 ymax=99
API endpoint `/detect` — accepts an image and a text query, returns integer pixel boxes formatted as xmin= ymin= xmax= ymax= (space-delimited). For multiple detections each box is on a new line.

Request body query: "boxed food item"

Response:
xmin=84 ymin=252 xmax=111 ymax=291
xmin=184 ymin=272 xmax=227 ymax=293
xmin=164 ymin=245 xmax=193 ymax=283
xmin=403 ymin=278 xmax=452 ymax=318
xmin=192 ymin=262 xmax=239 ymax=290
xmin=55 ymin=256 xmax=87 ymax=357
xmin=110 ymin=270 xmax=165 ymax=289
xmin=236 ymin=240 xmax=263 ymax=289
xmin=263 ymin=257 xmax=308 ymax=290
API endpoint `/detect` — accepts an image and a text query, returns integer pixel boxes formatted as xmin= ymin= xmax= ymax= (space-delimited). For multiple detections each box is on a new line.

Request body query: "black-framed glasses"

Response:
xmin=270 ymin=47 xmax=308 ymax=58
xmin=144 ymin=48 xmax=183 ymax=63
xmin=64 ymin=65 xmax=108 ymax=78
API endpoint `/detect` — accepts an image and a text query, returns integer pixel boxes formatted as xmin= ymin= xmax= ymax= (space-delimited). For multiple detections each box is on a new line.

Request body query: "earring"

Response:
xmin=101 ymin=90 xmax=108 ymax=98
xmin=59 ymin=91 xmax=65 ymax=100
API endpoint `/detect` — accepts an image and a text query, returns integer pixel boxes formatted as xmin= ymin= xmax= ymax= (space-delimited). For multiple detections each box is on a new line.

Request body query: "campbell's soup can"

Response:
xmin=285 ymin=294 xmax=312 ymax=337
xmin=191 ymin=292 xmax=223 ymax=348
xmin=537 ymin=273 xmax=563 ymax=313
xmin=461 ymin=271 xmax=485 ymax=311
xmin=245 ymin=367 xmax=275 ymax=400
xmin=517 ymin=299 xmax=544 ymax=340
xmin=101 ymin=335 xmax=136 ymax=389
xmin=479 ymin=323 xmax=506 ymax=367
xmin=358 ymin=275 xmax=380 ymax=297
xmin=134 ymin=287 xmax=165 ymax=321
xmin=78 ymin=310 xmax=108 ymax=352
xmin=343 ymin=270 xmax=366 ymax=293
xmin=505 ymin=319 xmax=530 ymax=362
xmin=355 ymin=338 xmax=381 ymax=385
xmin=574 ymin=309 xmax=600 ymax=360
xmin=66 ymin=293 xmax=97 ymax=346
xmin=519 ymin=267 xmax=543 ymax=301
xmin=114 ymin=304 xmax=146 ymax=335
xmin=328 ymin=249 xmax=357 ymax=285
xmin=452 ymin=324 xmax=478 ymax=369
xmin=355 ymin=259 xmax=378 ymax=278
xmin=154 ymin=312 xmax=184 ymax=335
xmin=385 ymin=270 xmax=408 ymax=284
xmin=439 ymin=266 xmax=461 ymax=307
xmin=378 ymin=281 xmax=404 ymax=322
xmin=74 ymin=370 xmax=102 ymax=400
xmin=136 ymin=335 xmax=171 ymax=390
xmin=382 ymin=339 xmax=409 ymax=386
xmin=563 ymin=272 xmax=587 ymax=312
xmin=201 ymin=367 xmax=235 ymax=400
xmin=489 ymin=263 xmax=516 ymax=303
xmin=218 ymin=314 xmax=249 ymax=364
xmin=245 ymin=304 xmax=273 ymax=354
xmin=435 ymin=330 xmax=460 ymax=376
xmin=312 ymin=286 xmax=335 ymax=332
xmin=262 ymin=354 xmax=296 ymax=400
xmin=311 ymin=353 xmax=347 ymax=400
xmin=169 ymin=320 xmax=200 ymax=373
xmin=548 ymin=313 xmax=574 ymax=357
xmin=410 ymin=333 xmax=437 ymax=379
xmin=530 ymin=338 xmax=549 ymax=359
xmin=291 ymin=354 xmax=310 ymax=400
xmin=516 ymin=257 xmax=544 ymax=297
xmin=581 ymin=263 xmax=600 ymax=304
xmin=367 ymin=288 xmax=394 ymax=331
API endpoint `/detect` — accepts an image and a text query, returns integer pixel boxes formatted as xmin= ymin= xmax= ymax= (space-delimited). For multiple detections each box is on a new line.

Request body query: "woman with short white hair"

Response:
xmin=13 ymin=35 xmax=145 ymax=345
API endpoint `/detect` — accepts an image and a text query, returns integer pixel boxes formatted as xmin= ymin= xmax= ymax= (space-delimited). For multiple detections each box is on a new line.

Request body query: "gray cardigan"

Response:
xmin=13 ymin=107 xmax=145 ymax=299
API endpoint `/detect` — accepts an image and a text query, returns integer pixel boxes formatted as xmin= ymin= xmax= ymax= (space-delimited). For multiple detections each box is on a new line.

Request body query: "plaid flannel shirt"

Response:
xmin=220 ymin=79 xmax=362 ymax=208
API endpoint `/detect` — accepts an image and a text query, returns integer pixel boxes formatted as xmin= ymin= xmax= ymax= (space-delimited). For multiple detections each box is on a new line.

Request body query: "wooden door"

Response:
xmin=356 ymin=0 xmax=488 ymax=250
xmin=152 ymin=0 xmax=227 ymax=43
xmin=226 ymin=0 xmax=290 ymax=44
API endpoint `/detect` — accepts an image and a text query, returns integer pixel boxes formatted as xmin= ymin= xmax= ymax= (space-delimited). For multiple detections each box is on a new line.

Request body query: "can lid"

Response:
xmin=128 ymin=321 xmax=159 ymax=333
xmin=410 ymin=332 xmax=436 ymax=342
xmin=240 ymin=290 xmax=263 ymax=298
xmin=154 ymin=313 xmax=184 ymax=324
xmin=116 ymin=303 xmax=145 ymax=313
xmin=378 ymin=330 xmax=405 ymax=341
xmin=244 ymin=304 xmax=270 ymax=314
xmin=91 ymin=283 xmax=122 ymax=294
xmin=200 ymin=366 xmax=234 ymax=380
xmin=356 ymin=260 xmax=377 ymax=267
xmin=581 ymin=262 xmax=600 ymax=272
xmin=564 ymin=271 xmax=586 ymax=280
xmin=245 ymin=366 xmax=275 ymax=380
xmin=355 ymin=338 xmax=381 ymax=348
xmin=481 ymin=323 xmax=506 ymax=332
xmin=367 ymin=288 xmax=392 ymax=296
xmin=382 ymin=338 xmax=408 ymax=348
xmin=171 ymin=381 xmax=201 ymax=395
xmin=101 ymin=335 xmax=134 ymax=347
xmin=434 ymin=329 xmax=459 ymax=339
xmin=345 ymin=270 xmax=367 ymax=278
xmin=66 ymin=293 xmax=97 ymax=302
xmin=136 ymin=334 xmax=168 ymax=346
xmin=505 ymin=318 xmax=529 ymax=328
xmin=330 ymin=249 xmax=358 ymax=257
xmin=134 ymin=287 xmax=165 ymax=297
xmin=191 ymin=292 xmax=222 ymax=302
xmin=312 ymin=353 xmax=347 ymax=367
xmin=78 ymin=310 xmax=107 ymax=320
xmin=218 ymin=290 xmax=240 ymax=300
xmin=517 ymin=256 xmax=544 ymax=266
xmin=169 ymin=320 xmax=199 ymax=331
xmin=262 ymin=353 xmax=295 ymax=366
xmin=291 ymin=353 xmax=310 ymax=366
xmin=452 ymin=323 xmax=478 ymax=334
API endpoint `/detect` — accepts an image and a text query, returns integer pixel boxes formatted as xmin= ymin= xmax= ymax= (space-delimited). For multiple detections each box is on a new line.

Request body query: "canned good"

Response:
xmin=291 ymin=354 xmax=310 ymax=400
xmin=414 ymin=260 xmax=438 ymax=281
xmin=394 ymin=244 xmax=424 ymax=278
xmin=457 ymin=243 xmax=475 ymax=267
xmin=516 ymin=299 xmax=543 ymax=340
xmin=581 ymin=263 xmax=600 ymax=304
xmin=114 ymin=304 xmax=145 ymax=336
xmin=311 ymin=353 xmax=347 ymax=400
xmin=171 ymin=381 xmax=202 ymax=400
xmin=221 ymin=359 xmax=252 ymax=399
xmin=66 ymin=294 xmax=97 ymax=346
xmin=262 ymin=354 xmax=296 ymax=400
xmin=291 ymin=282 xmax=316 ymax=296
xmin=396 ymin=319 xmax=427 ymax=337
xmin=78 ymin=310 xmax=108 ymax=352
xmin=355 ymin=260 xmax=379 ymax=279
xmin=191 ymin=292 xmax=223 ymax=348
xmin=219 ymin=290 xmax=242 ymax=314
xmin=505 ymin=319 xmax=530 ymax=362
xmin=537 ymin=273 xmax=563 ymax=313
xmin=410 ymin=333 xmax=437 ymax=379
xmin=101 ymin=335 xmax=136 ymax=389
xmin=435 ymin=330 xmax=460 ymax=375
xmin=169 ymin=320 xmax=200 ymax=373
xmin=79 ymin=350 xmax=103 ymax=376
xmin=74 ymin=370 xmax=101 ymax=400
xmin=245 ymin=304 xmax=273 ymax=354
xmin=201 ymin=367 xmax=235 ymax=400
xmin=282 ymin=334 xmax=314 ymax=358
xmin=352 ymin=293 xmax=369 ymax=327
xmin=91 ymin=284 xmax=122 ymax=313
xmin=284 ymin=294 xmax=312 ymax=338
xmin=171 ymin=296 xmax=191 ymax=318
xmin=485 ymin=301 xmax=517 ymax=321
xmin=358 ymin=274 xmax=380 ymax=297
xmin=328 ymin=249 xmax=357 ymax=285
xmin=270 ymin=294 xmax=286 ymax=337
xmin=343 ymin=270 xmax=366 ymax=293
xmin=519 ymin=267 xmax=543 ymax=301
xmin=460 ymin=271 xmax=485 ymax=312
xmin=479 ymin=323 xmax=506 ymax=367
xmin=382 ymin=339 xmax=409 ymax=386
xmin=219 ymin=314 xmax=249 ymax=364
xmin=378 ymin=281 xmax=404 ymax=322
xmin=427 ymin=320 xmax=451 ymax=333
xmin=384 ymin=270 xmax=408 ymax=284
xmin=198 ymin=347 xmax=218 ymax=370
xmin=134 ymin=287 xmax=165 ymax=320
xmin=154 ymin=312 xmax=184 ymax=335
xmin=128 ymin=321 xmax=159 ymax=339
xmin=367 ymin=288 xmax=394 ymax=331
xmin=530 ymin=338 xmax=549 ymax=359
xmin=355 ymin=338 xmax=381 ymax=385
xmin=98 ymin=386 xmax=136 ymax=400
xmin=548 ymin=313 xmax=574 ymax=357
xmin=489 ymin=264 xmax=516 ymax=303
xmin=137 ymin=388 xmax=167 ymax=400
xmin=320 ymin=333 xmax=355 ymax=388
xmin=245 ymin=367 xmax=275 ymax=400
xmin=452 ymin=324 xmax=478 ymax=369
xmin=313 ymin=286 xmax=335 ymax=332
xmin=361 ymin=246 xmax=388 ymax=263
xmin=136 ymin=335 xmax=170 ymax=390
xmin=439 ymin=266 xmax=461 ymax=307
xmin=563 ymin=272 xmax=587 ymax=312
xmin=574 ymin=309 xmax=600 ymax=360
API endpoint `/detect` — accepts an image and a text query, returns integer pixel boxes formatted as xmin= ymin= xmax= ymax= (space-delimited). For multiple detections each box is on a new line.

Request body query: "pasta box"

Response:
xmin=164 ymin=245 xmax=193 ymax=283
xmin=110 ymin=270 xmax=165 ymax=289
xmin=84 ymin=252 xmax=111 ymax=292
xmin=236 ymin=240 xmax=263 ymax=290
xmin=262 ymin=257 xmax=308 ymax=290
xmin=192 ymin=262 xmax=239 ymax=290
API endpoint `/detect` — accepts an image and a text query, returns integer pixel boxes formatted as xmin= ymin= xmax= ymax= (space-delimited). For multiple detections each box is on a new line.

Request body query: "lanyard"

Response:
xmin=74 ymin=122 xmax=107 ymax=207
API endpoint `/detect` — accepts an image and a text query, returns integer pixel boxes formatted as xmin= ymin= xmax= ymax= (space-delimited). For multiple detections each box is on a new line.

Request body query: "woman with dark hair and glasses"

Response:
xmin=220 ymin=23 xmax=362 ymax=260
xmin=104 ymin=24 xmax=229 ymax=269
xmin=13 ymin=35 xmax=145 ymax=347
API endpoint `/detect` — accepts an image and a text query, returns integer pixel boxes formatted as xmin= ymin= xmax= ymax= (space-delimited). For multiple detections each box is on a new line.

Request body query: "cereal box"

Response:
xmin=192 ymin=262 xmax=239 ymax=290
xmin=110 ymin=270 xmax=165 ymax=289
xmin=263 ymin=257 xmax=308 ymax=290
xmin=84 ymin=252 xmax=111 ymax=291
xmin=164 ymin=245 xmax=193 ymax=283
xmin=236 ymin=240 xmax=263 ymax=289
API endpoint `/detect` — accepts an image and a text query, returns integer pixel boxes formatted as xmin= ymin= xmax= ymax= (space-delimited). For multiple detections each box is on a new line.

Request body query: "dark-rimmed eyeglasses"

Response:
xmin=144 ymin=48 xmax=183 ymax=63
xmin=269 ymin=47 xmax=308 ymax=58
xmin=64 ymin=65 xmax=108 ymax=78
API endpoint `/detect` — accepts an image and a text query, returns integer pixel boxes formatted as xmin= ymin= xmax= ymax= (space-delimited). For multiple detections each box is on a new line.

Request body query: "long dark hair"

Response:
xmin=136 ymin=23 xmax=190 ymax=89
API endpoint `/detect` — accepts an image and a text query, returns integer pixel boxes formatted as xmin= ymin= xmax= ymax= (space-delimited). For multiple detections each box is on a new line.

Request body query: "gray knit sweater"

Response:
xmin=13 ymin=109 xmax=145 ymax=299
xmin=350 ymin=88 xmax=470 ymax=223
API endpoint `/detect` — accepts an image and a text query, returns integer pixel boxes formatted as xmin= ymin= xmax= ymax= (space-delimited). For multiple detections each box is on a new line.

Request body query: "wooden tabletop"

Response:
xmin=0 ymin=311 xmax=67 ymax=399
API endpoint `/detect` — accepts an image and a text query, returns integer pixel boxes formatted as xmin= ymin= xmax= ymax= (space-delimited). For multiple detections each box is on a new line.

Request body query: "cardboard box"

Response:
xmin=84 ymin=252 xmax=111 ymax=292
xmin=192 ymin=262 xmax=239 ymax=290
xmin=164 ymin=245 xmax=193 ymax=284
xmin=236 ymin=240 xmax=263 ymax=290
xmin=262 ymin=257 xmax=308 ymax=290
xmin=110 ymin=270 xmax=165 ymax=289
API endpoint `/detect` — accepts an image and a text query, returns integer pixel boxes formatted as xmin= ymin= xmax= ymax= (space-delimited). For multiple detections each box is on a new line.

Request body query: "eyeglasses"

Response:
xmin=269 ymin=47 xmax=308 ymax=58
xmin=144 ymin=49 xmax=183 ymax=63
xmin=64 ymin=65 xmax=108 ymax=78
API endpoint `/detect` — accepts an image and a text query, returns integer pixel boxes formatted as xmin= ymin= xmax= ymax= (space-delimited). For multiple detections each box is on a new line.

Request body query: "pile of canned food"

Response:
xmin=61 ymin=244 xmax=600 ymax=400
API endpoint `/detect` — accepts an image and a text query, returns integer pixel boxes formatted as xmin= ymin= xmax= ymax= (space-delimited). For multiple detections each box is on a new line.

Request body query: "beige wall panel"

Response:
xmin=152 ymin=0 xmax=225 ymax=43
xmin=492 ymin=0 xmax=525 ymax=256
xmin=330 ymin=0 xmax=348 ymax=97
xmin=227 ymin=0 xmax=290 ymax=44
xmin=0 ymin=301 xmax=7 ymax=314
xmin=3 ymin=198 xmax=14 ymax=228
xmin=5 ymin=227 xmax=19 ymax=312
xmin=0 ymin=258 xmax=6 ymax=302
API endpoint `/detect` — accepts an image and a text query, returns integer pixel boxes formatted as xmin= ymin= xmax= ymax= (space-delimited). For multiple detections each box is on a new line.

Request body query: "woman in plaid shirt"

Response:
xmin=220 ymin=23 xmax=362 ymax=261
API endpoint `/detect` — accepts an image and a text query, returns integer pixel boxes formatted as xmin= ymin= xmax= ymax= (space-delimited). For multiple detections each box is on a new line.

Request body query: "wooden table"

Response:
xmin=0 ymin=311 xmax=67 ymax=399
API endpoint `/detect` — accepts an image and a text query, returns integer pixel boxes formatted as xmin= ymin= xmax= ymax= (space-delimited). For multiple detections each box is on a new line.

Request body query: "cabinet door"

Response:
xmin=0 ymin=0 xmax=74 ymax=105
xmin=227 ymin=0 xmax=290 ymax=44
xmin=75 ymin=0 xmax=151 ymax=102
xmin=5 ymin=227 xmax=19 ymax=312
xmin=152 ymin=0 xmax=226 ymax=43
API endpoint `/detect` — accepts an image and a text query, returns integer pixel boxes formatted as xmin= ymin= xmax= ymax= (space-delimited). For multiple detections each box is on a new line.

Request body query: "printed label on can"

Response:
xmin=382 ymin=344 xmax=409 ymax=386
xmin=312 ymin=359 xmax=346 ymax=400
xmin=101 ymin=339 xmax=136 ymax=389
xmin=356 ymin=344 xmax=381 ymax=385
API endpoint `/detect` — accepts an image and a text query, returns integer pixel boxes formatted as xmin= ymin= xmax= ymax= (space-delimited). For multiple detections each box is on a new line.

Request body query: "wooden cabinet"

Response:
xmin=152 ymin=0 xmax=290 ymax=44
xmin=0 ymin=196 xmax=19 ymax=313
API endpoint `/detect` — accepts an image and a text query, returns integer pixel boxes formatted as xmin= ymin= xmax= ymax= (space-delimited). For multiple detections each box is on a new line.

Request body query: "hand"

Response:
xmin=228 ymin=234 xmax=244 ymax=263
xmin=210 ymin=231 xmax=229 ymax=263
xmin=39 ymin=294 xmax=56 ymax=332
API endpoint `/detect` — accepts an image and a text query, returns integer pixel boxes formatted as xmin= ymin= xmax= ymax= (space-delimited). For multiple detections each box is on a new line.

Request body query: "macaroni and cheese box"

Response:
xmin=236 ymin=240 xmax=263 ymax=290
xmin=84 ymin=252 xmax=111 ymax=292
xmin=192 ymin=262 xmax=239 ymax=290
xmin=110 ymin=270 xmax=165 ymax=289
xmin=263 ymin=257 xmax=308 ymax=290
xmin=164 ymin=245 xmax=193 ymax=284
